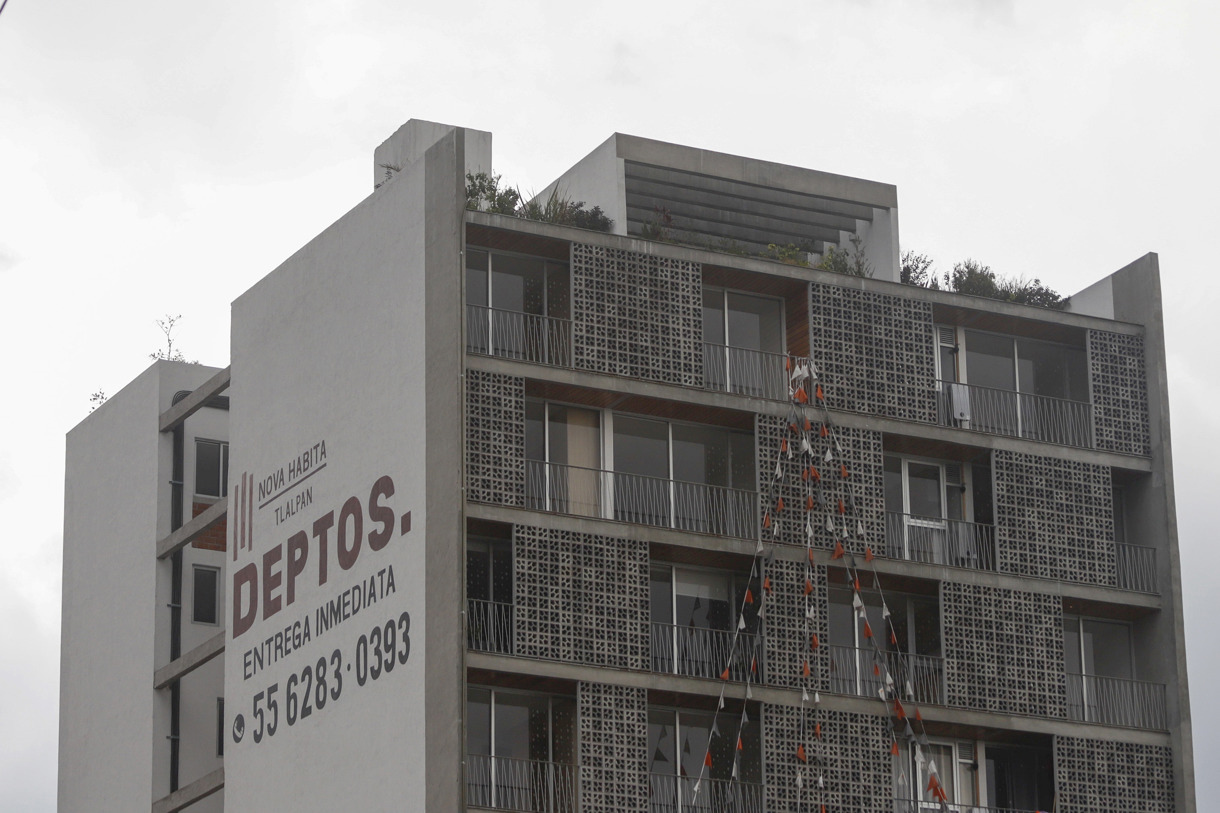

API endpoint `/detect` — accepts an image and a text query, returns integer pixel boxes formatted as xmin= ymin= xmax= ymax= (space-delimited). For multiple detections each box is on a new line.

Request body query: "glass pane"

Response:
xmin=907 ymin=463 xmax=943 ymax=518
xmin=884 ymin=456 xmax=903 ymax=513
xmin=494 ymin=693 xmax=548 ymax=761
xmin=1063 ymin=617 xmax=1082 ymax=673
xmin=525 ymin=401 xmax=545 ymax=462
xmin=1083 ymin=620 xmax=1132 ymax=679
xmin=613 ymin=416 xmax=668 ymax=478
xmin=648 ymin=709 xmax=677 ymax=773
xmin=491 ymin=543 xmax=513 ymax=604
xmin=192 ymin=567 xmax=217 ymax=624
xmin=466 ymin=542 xmax=490 ymax=601
xmin=939 ymin=346 xmax=957 ymax=382
xmin=677 ymin=711 xmax=714 ymax=779
xmin=546 ymin=262 xmax=570 ymax=321
xmin=491 ymin=255 xmax=546 ymax=314
xmin=671 ymin=424 xmax=728 ymax=486
xmin=549 ymin=406 xmax=601 ymax=469
xmin=828 ymin=589 xmax=855 ymax=646
xmin=467 ymin=687 xmax=491 ymax=755
xmin=971 ymin=463 xmax=993 ymax=525
xmin=196 ymin=441 xmax=221 ymax=497
xmin=726 ymin=292 xmax=783 ymax=353
xmin=552 ymin=697 xmax=576 ymax=765
xmin=912 ymin=597 xmax=941 ymax=657
xmin=1017 ymin=338 xmax=1087 ymax=401
xmin=466 ymin=250 xmax=489 ymax=307
xmin=920 ymin=744 xmax=955 ymax=802
xmin=1113 ymin=485 xmax=1127 ymax=545
xmin=964 ymin=331 xmax=1015 ymax=391
xmin=651 ymin=567 xmax=673 ymax=625
xmin=702 ymin=289 xmax=725 ymax=346
xmin=729 ymin=432 xmax=755 ymax=492
xmin=674 ymin=568 xmax=731 ymax=630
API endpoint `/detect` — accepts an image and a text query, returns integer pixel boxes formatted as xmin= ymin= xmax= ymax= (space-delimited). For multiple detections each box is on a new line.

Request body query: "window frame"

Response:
xmin=191 ymin=564 xmax=221 ymax=626
xmin=193 ymin=438 xmax=229 ymax=499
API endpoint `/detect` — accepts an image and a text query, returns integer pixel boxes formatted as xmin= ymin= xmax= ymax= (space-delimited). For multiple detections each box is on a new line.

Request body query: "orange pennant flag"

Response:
xmin=802 ymin=660 xmax=811 ymax=678
xmin=815 ymin=383 xmax=824 ymax=401
xmin=815 ymin=722 xmax=822 ymax=739
xmin=853 ymin=576 xmax=860 ymax=592
xmin=915 ymin=708 xmax=923 ymax=722
xmin=810 ymin=633 xmax=820 ymax=649
xmin=790 ymin=422 xmax=800 ymax=434
xmin=863 ymin=621 xmax=873 ymax=639
xmin=820 ymin=424 xmax=829 ymax=438
xmin=832 ymin=540 xmax=845 ymax=559
xmin=705 ymin=750 xmax=713 ymax=768
xmin=837 ymin=498 xmax=846 ymax=514
xmin=781 ymin=438 xmax=789 ymax=453
xmin=737 ymin=736 xmax=744 ymax=751
xmin=806 ymin=495 xmax=815 ymax=511
xmin=808 ymin=548 xmax=815 ymax=564
xmin=804 ymin=417 xmax=812 ymax=432
xmin=890 ymin=630 xmax=897 ymax=645
xmin=764 ymin=576 xmax=772 ymax=593
xmin=763 ymin=512 xmax=772 ymax=529
xmin=721 ymin=667 xmax=731 ymax=681
xmin=891 ymin=740 xmax=900 ymax=756
xmin=745 ymin=588 xmax=754 ymax=604
xmin=874 ymin=663 xmax=880 ymax=676
xmin=776 ymin=496 xmax=785 ymax=512
xmin=797 ymin=744 xmax=807 ymax=763
xmin=810 ymin=466 xmax=821 ymax=481
xmin=785 ymin=357 xmax=792 ymax=372
xmin=840 ymin=464 xmax=849 ymax=479
xmin=794 ymin=386 xmax=808 ymax=404
xmin=804 ymin=578 xmax=814 ymax=596
xmin=751 ymin=657 xmax=758 ymax=674
xmin=864 ymin=546 xmax=874 ymax=562
xmin=894 ymin=699 xmax=906 ymax=720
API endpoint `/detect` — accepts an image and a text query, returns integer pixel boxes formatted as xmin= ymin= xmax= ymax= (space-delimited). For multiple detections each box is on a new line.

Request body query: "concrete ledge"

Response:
xmin=156 ymin=498 xmax=227 ymax=559
xmin=467 ymin=651 xmax=1171 ymax=747
xmin=159 ymin=365 xmax=231 ymax=432
xmin=154 ymin=631 xmax=225 ymax=691
xmin=151 ymin=766 xmax=224 ymax=813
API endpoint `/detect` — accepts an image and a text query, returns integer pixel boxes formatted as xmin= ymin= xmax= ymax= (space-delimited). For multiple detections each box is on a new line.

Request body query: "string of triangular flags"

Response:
xmin=687 ymin=352 xmax=951 ymax=812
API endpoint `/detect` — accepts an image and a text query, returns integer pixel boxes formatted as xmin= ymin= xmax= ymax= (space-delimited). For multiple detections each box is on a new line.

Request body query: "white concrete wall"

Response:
xmin=534 ymin=134 xmax=627 ymax=235
xmin=225 ymin=126 xmax=462 ymax=811
xmin=60 ymin=361 xmax=221 ymax=811
xmin=373 ymin=119 xmax=491 ymax=190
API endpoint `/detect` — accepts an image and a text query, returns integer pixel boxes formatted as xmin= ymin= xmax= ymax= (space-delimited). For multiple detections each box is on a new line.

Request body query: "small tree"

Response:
xmin=901 ymin=250 xmax=938 ymax=288
xmin=149 ymin=314 xmax=197 ymax=363
xmin=817 ymin=234 xmax=873 ymax=278
xmin=89 ymin=389 xmax=107 ymax=412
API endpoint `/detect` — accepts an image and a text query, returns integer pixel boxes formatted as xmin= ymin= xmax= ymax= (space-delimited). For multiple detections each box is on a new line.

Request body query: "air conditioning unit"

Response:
xmin=948 ymin=383 xmax=972 ymax=422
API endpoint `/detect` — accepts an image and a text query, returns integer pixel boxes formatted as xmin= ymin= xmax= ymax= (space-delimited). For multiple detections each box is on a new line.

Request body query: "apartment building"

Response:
xmin=59 ymin=119 xmax=1194 ymax=812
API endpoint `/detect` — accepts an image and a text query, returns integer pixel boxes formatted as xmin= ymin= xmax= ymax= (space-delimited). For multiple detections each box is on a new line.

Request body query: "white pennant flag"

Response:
xmin=801 ymin=436 xmax=812 ymax=454
xmin=857 ymin=520 xmax=865 ymax=538
xmin=814 ymin=691 xmax=821 ymax=704
xmin=878 ymin=688 xmax=887 ymax=701
xmin=738 ymin=616 xmax=746 ymax=631
xmin=882 ymin=602 xmax=891 ymax=619
xmin=824 ymin=447 xmax=834 ymax=463
xmin=746 ymin=683 xmax=752 ymax=699
xmin=795 ymin=773 xmax=804 ymax=789
xmin=775 ymin=462 xmax=783 ymax=480
xmin=694 ymin=779 xmax=702 ymax=795
xmin=818 ymin=774 xmax=825 ymax=789
xmin=802 ymin=687 xmax=810 ymax=702
xmin=906 ymin=680 xmax=915 ymax=699
xmin=825 ymin=515 xmax=835 ymax=532
xmin=852 ymin=592 xmax=864 ymax=610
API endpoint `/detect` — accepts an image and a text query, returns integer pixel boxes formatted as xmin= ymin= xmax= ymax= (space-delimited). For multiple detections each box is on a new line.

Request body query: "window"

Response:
xmin=703 ymin=288 xmax=785 ymax=397
xmin=649 ymin=565 xmax=759 ymax=679
xmin=466 ymin=249 xmax=570 ymax=364
xmin=192 ymin=565 xmax=220 ymax=625
xmin=938 ymin=327 xmax=1090 ymax=445
xmin=217 ymin=698 xmax=225 ymax=757
xmin=828 ymin=588 xmax=941 ymax=701
xmin=883 ymin=454 xmax=993 ymax=568
xmin=467 ymin=537 xmax=513 ymax=654
xmin=1064 ymin=614 xmax=1134 ymax=723
xmin=648 ymin=707 xmax=761 ymax=806
xmin=525 ymin=402 xmax=602 ymax=517
xmin=195 ymin=439 xmax=229 ymax=498
xmin=466 ymin=688 xmax=576 ymax=812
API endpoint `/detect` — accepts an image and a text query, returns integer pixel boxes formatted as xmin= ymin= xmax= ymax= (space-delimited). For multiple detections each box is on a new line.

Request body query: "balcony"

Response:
xmin=650 ymin=622 xmax=761 ymax=682
xmin=702 ymin=343 xmax=792 ymax=402
xmin=467 ymin=753 xmax=575 ymax=813
xmin=468 ymin=598 xmax=514 ymax=655
xmin=884 ymin=512 xmax=996 ymax=572
xmin=1066 ymin=673 xmax=1168 ymax=730
xmin=1116 ymin=543 xmax=1158 ymax=593
xmin=936 ymin=380 xmax=1092 ymax=449
xmin=467 ymin=304 xmax=573 ymax=368
xmin=827 ymin=645 xmax=945 ymax=706
xmin=648 ymin=773 xmax=764 ymax=813
xmin=526 ymin=460 xmax=757 ymax=540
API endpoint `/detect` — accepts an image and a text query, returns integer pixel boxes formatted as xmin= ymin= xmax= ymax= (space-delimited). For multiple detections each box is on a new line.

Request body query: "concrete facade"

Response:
xmin=60 ymin=120 xmax=1194 ymax=812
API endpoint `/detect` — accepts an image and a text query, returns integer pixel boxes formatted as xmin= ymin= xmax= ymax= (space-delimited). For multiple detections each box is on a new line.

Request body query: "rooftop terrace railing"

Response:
xmin=1116 ymin=543 xmax=1158 ymax=594
xmin=827 ymin=645 xmax=945 ymax=707
xmin=893 ymin=799 xmax=1039 ymax=813
xmin=467 ymin=304 xmax=573 ymax=368
xmin=526 ymin=460 xmax=758 ymax=540
xmin=467 ymin=754 xmax=575 ymax=813
xmin=467 ymin=598 xmax=514 ymax=655
xmin=936 ymin=380 xmax=1092 ymax=449
xmin=650 ymin=621 xmax=761 ymax=683
xmin=648 ymin=773 xmax=764 ymax=813
xmin=1066 ymin=673 xmax=1168 ymax=730
xmin=884 ymin=512 xmax=997 ymax=572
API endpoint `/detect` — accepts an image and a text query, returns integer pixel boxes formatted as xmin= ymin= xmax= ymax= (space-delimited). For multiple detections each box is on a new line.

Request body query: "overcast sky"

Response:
xmin=2 ymin=1 xmax=1217 ymax=809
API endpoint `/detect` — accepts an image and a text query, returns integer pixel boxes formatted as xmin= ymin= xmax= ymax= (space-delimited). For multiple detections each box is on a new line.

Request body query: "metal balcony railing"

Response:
xmin=884 ymin=512 xmax=997 ymax=572
xmin=467 ymin=598 xmax=513 ymax=655
xmin=526 ymin=460 xmax=758 ymax=540
xmin=1066 ymin=673 xmax=1168 ymax=730
xmin=467 ymin=304 xmax=573 ymax=368
xmin=1117 ymin=543 xmax=1158 ymax=593
xmin=936 ymin=380 xmax=1092 ymax=449
xmin=649 ymin=773 xmax=764 ymax=813
xmin=650 ymin=622 xmax=761 ymax=682
xmin=827 ymin=645 xmax=945 ymax=706
xmin=467 ymin=754 xmax=575 ymax=813
xmin=702 ymin=343 xmax=793 ymax=401
xmin=893 ymin=799 xmax=1038 ymax=813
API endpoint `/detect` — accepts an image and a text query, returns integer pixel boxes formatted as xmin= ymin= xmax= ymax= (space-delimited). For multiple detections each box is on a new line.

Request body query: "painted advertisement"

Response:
xmin=223 ymin=156 xmax=432 ymax=810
